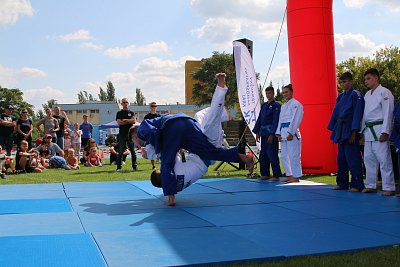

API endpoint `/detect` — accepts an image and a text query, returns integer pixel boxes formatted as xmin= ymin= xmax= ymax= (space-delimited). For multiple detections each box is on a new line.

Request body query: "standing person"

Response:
xmin=36 ymin=108 xmax=59 ymax=144
xmin=390 ymin=102 xmax=400 ymax=196
xmin=276 ymin=84 xmax=304 ymax=183
xmin=70 ymin=123 xmax=82 ymax=159
xmin=116 ymin=98 xmax=137 ymax=172
xmin=328 ymin=72 xmax=365 ymax=192
xmin=0 ymin=105 xmax=17 ymax=156
xmin=144 ymin=102 xmax=161 ymax=170
xmin=15 ymin=109 xmax=33 ymax=149
xmin=361 ymin=68 xmax=395 ymax=196
xmin=53 ymin=106 xmax=70 ymax=150
xmin=79 ymin=114 xmax=93 ymax=148
xmin=252 ymin=86 xmax=282 ymax=181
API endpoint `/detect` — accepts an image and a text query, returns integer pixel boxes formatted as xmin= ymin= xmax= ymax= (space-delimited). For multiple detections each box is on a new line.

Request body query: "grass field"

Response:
xmin=1 ymin=158 xmax=399 ymax=266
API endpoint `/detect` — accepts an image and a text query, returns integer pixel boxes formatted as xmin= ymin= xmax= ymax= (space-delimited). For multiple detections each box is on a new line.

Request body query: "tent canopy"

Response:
xmin=100 ymin=121 xmax=119 ymax=129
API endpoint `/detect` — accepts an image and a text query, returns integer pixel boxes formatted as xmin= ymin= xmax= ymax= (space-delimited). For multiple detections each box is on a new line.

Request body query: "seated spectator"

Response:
xmin=1 ymin=145 xmax=17 ymax=178
xmin=49 ymin=155 xmax=71 ymax=170
xmin=38 ymin=143 xmax=51 ymax=169
xmin=80 ymin=138 xmax=98 ymax=164
xmin=66 ymin=148 xmax=80 ymax=170
xmin=86 ymin=147 xmax=102 ymax=167
xmin=109 ymin=141 xmax=129 ymax=165
xmin=36 ymin=134 xmax=64 ymax=157
xmin=15 ymin=140 xmax=42 ymax=173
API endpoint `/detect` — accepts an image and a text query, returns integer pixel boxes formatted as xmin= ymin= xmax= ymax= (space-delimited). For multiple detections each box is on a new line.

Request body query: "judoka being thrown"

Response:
xmin=129 ymin=73 xmax=254 ymax=206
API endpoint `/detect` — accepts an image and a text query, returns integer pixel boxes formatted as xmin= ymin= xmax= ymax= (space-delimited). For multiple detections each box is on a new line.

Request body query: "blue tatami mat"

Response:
xmin=0 ymin=198 xmax=72 ymax=214
xmin=183 ymin=203 xmax=316 ymax=226
xmin=0 ymin=183 xmax=63 ymax=191
xmin=64 ymin=186 xmax=151 ymax=198
xmin=93 ymin=228 xmax=281 ymax=267
xmin=128 ymin=180 xmax=225 ymax=195
xmin=198 ymin=178 xmax=286 ymax=192
xmin=224 ymin=218 xmax=400 ymax=257
xmin=0 ymin=189 xmax=66 ymax=200
xmin=233 ymin=189 xmax=333 ymax=203
xmin=0 ymin=233 xmax=106 ymax=267
xmin=0 ymin=212 xmax=84 ymax=237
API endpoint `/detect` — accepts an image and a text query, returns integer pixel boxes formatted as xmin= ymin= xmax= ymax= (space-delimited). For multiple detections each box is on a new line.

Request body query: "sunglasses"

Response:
xmin=21 ymin=111 xmax=28 ymax=114
xmin=122 ymin=102 xmax=129 ymax=104
xmin=90 ymin=141 xmax=96 ymax=143
xmin=151 ymin=105 xmax=157 ymax=107
xmin=46 ymin=137 xmax=52 ymax=139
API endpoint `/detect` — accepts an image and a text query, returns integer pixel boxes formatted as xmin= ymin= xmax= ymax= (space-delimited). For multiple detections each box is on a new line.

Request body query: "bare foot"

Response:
xmin=281 ymin=176 xmax=294 ymax=182
xmin=287 ymin=178 xmax=300 ymax=183
xmin=362 ymin=188 xmax=377 ymax=193
xmin=269 ymin=177 xmax=280 ymax=181
xmin=167 ymin=195 xmax=176 ymax=206
xmin=383 ymin=191 xmax=395 ymax=196
xmin=258 ymin=176 xmax=270 ymax=180
xmin=348 ymin=188 xmax=361 ymax=192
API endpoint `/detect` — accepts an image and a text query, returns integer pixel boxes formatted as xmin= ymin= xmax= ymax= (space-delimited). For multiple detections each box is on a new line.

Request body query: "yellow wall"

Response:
xmin=185 ymin=60 xmax=202 ymax=104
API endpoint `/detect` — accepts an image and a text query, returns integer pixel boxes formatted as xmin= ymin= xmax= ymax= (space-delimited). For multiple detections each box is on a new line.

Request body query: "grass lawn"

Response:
xmin=1 ymin=158 xmax=399 ymax=266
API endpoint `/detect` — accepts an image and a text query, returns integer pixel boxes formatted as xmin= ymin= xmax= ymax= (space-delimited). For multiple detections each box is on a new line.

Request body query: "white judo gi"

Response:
xmin=146 ymin=85 xmax=229 ymax=191
xmin=361 ymin=84 xmax=395 ymax=191
xmin=276 ymin=98 xmax=304 ymax=178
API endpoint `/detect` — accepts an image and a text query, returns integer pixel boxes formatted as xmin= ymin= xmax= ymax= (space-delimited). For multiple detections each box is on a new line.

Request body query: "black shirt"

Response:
xmin=0 ymin=113 xmax=16 ymax=137
xmin=17 ymin=118 xmax=32 ymax=135
xmin=143 ymin=113 xmax=161 ymax=120
xmin=116 ymin=109 xmax=135 ymax=136
xmin=53 ymin=115 xmax=66 ymax=137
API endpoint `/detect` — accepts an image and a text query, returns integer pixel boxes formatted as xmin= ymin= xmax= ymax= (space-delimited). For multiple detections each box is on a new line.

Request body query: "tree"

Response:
xmin=191 ymin=52 xmax=238 ymax=108
xmin=98 ymin=81 xmax=117 ymax=102
xmin=0 ymin=86 xmax=34 ymax=117
xmin=337 ymin=46 xmax=400 ymax=100
xmin=36 ymin=99 xmax=58 ymax=119
xmin=133 ymin=88 xmax=146 ymax=105
xmin=77 ymin=90 xmax=96 ymax=104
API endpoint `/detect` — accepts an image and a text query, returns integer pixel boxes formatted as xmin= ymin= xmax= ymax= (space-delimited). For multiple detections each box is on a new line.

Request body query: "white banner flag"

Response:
xmin=233 ymin=41 xmax=260 ymax=147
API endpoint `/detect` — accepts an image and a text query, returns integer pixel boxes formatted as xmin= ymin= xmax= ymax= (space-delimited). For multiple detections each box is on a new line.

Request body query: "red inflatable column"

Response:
xmin=286 ymin=0 xmax=337 ymax=174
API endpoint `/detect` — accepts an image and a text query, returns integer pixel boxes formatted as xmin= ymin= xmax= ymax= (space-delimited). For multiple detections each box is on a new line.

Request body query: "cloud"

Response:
xmin=190 ymin=0 xmax=286 ymax=44
xmin=55 ymin=29 xmax=93 ymax=42
xmin=104 ymin=41 xmax=169 ymax=59
xmin=23 ymin=86 xmax=66 ymax=111
xmin=334 ymin=33 xmax=385 ymax=61
xmin=0 ymin=0 xmax=34 ymax=25
xmin=343 ymin=0 xmax=400 ymax=12
xmin=80 ymin=42 xmax=104 ymax=50
xmin=0 ymin=65 xmax=47 ymax=87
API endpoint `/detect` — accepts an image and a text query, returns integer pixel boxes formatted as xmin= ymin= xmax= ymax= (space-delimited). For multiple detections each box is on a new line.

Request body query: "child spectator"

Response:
xmin=86 ymin=147 xmax=102 ymax=167
xmin=109 ymin=140 xmax=129 ymax=165
xmin=70 ymin=123 xmax=82 ymax=160
xmin=63 ymin=123 xmax=72 ymax=157
xmin=49 ymin=155 xmax=71 ymax=170
xmin=39 ymin=143 xmax=51 ymax=169
xmin=0 ymin=145 xmax=17 ymax=177
xmin=15 ymin=140 xmax=42 ymax=173
xmin=81 ymin=138 xmax=98 ymax=164
xmin=66 ymin=148 xmax=80 ymax=170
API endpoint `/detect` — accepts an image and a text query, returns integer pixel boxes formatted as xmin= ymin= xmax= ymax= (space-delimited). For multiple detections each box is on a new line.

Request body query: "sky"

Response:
xmin=1 ymin=0 xmax=400 ymax=112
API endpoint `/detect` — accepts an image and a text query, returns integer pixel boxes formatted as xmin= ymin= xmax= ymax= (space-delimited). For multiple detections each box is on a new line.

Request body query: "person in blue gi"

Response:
xmin=327 ymin=72 xmax=365 ymax=192
xmin=390 ymin=102 xmax=400 ymax=196
xmin=253 ymin=86 xmax=282 ymax=180
xmin=130 ymin=73 xmax=254 ymax=205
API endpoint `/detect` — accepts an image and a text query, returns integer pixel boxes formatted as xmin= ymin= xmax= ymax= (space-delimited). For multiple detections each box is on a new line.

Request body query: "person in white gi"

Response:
xmin=276 ymin=84 xmax=304 ymax=183
xmin=361 ymin=68 xmax=395 ymax=196
xmin=145 ymin=73 xmax=236 ymax=205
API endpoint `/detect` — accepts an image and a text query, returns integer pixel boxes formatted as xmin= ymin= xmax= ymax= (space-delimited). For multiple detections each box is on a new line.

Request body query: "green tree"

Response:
xmin=98 ymin=81 xmax=117 ymax=102
xmin=0 ymin=86 xmax=34 ymax=117
xmin=336 ymin=46 xmax=400 ymax=100
xmin=133 ymin=88 xmax=146 ymax=105
xmin=77 ymin=90 xmax=96 ymax=104
xmin=191 ymin=52 xmax=238 ymax=108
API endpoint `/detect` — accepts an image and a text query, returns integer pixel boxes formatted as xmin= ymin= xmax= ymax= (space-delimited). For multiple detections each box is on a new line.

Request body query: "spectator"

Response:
xmin=144 ymin=102 xmax=161 ymax=170
xmin=109 ymin=140 xmax=129 ymax=165
xmin=53 ymin=106 xmax=70 ymax=150
xmin=0 ymin=105 xmax=17 ymax=156
xmin=38 ymin=143 xmax=50 ymax=169
xmin=36 ymin=108 xmax=59 ymax=143
xmin=79 ymin=114 xmax=93 ymax=148
xmin=86 ymin=147 xmax=102 ymax=167
xmin=15 ymin=108 xmax=33 ymax=150
xmin=116 ymin=98 xmax=137 ymax=172
xmin=80 ymin=138 xmax=98 ymax=164
xmin=0 ymin=145 xmax=17 ymax=177
xmin=70 ymin=122 xmax=82 ymax=160
xmin=15 ymin=140 xmax=42 ymax=173
xmin=66 ymin=148 xmax=80 ymax=170
xmin=63 ymin=123 xmax=72 ymax=157
xmin=36 ymin=134 xmax=64 ymax=157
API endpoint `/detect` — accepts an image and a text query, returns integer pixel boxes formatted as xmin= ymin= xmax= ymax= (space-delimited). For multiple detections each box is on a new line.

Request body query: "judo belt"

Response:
xmin=260 ymin=124 xmax=273 ymax=135
xmin=363 ymin=120 xmax=383 ymax=141
xmin=280 ymin=122 xmax=299 ymax=139
xmin=335 ymin=116 xmax=349 ymax=141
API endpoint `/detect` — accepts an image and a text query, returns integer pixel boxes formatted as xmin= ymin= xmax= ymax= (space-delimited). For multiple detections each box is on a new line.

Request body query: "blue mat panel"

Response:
xmin=167 ymin=192 xmax=261 ymax=207
xmin=0 ymin=190 xmax=66 ymax=200
xmin=64 ymin=187 xmax=151 ymax=198
xmin=183 ymin=203 xmax=316 ymax=226
xmin=332 ymin=211 xmax=400 ymax=238
xmin=128 ymin=180 xmax=225 ymax=195
xmin=273 ymin=198 xmax=399 ymax=218
xmin=224 ymin=219 xmax=400 ymax=257
xmin=93 ymin=228 xmax=281 ymax=266
xmin=78 ymin=207 xmax=213 ymax=231
xmin=0 ymin=233 xmax=107 ymax=267
xmin=0 ymin=212 xmax=84 ymax=237
xmin=63 ymin=181 xmax=134 ymax=190
xmin=0 ymin=198 xmax=72 ymax=214
xmin=0 ymin=183 xmax=63 ymax=191
xmin=233 ymin=189 xmax=333 ymax=203
xmin=199 ymin=178 xmax=286 ymax=192
xmin=69 ymin=195 xmax=167 ymax=212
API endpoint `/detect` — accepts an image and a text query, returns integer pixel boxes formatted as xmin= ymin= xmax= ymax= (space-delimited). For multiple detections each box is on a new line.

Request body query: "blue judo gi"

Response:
xmin=252 ymin=100 xmax=282 ymax=178
xmin=328 ymin=88 xmax=365 ymax=190
xmin=138 ymin=113 xmax=243 ymax=196
xmin=390 ymin=102 xmax=400 ymax=191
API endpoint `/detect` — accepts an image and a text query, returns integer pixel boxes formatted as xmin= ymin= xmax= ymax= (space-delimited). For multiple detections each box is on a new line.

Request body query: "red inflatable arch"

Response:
xmin=287 ymin=0 xmax=337 ymax=173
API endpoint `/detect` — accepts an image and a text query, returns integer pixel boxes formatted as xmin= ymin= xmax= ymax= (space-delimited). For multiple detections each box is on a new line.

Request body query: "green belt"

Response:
xmin=363 ymin=120 xmax=384 ymax=141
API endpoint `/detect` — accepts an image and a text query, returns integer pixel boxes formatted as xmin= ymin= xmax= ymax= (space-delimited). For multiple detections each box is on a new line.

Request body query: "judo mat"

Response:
xmin=1 ymin=178 xmax=400 ymax=266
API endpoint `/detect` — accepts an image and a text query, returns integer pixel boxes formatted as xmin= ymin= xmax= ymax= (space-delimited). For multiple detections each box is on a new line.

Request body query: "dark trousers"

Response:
xmin=117 ymin=134 xmax=137 ymax=169
xmin=259 ymin=135 xmax=282 ymax=178
xmin=336 ymin=140 xmax=365 ymax=190
xmin=160 ymin=118 xmax=242 ymax=196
